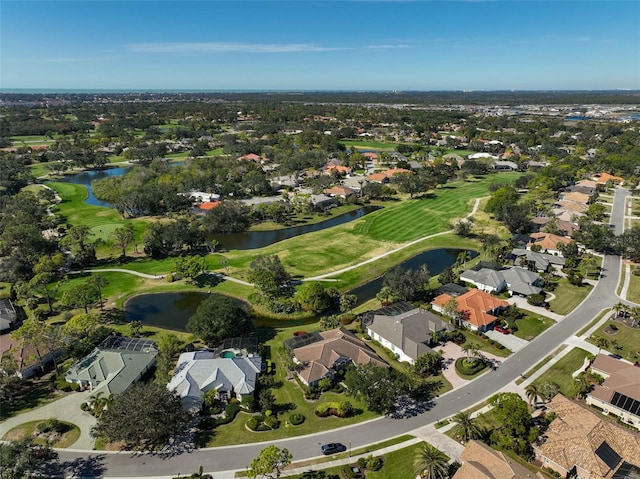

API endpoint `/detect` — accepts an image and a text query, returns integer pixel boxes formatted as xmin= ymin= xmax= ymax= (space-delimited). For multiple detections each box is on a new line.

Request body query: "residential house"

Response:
xmin=552 ymin=200 xmax=589 ymax=214
xmin=559 ymin=191 xmax=592 ymax=204
xmin=526 ymin=233 xmax=574 ymax=256
xmin=577 ymin=179 xmax=599 ymax=190
xmin=529 ymin=217 xmax=579 ymax=236
xmin=565 ymin=184 xmax=598 ymax=196
xmin=366 ymin=308 xmax=454 ymax=364
xmin=167 ymin=350 xmax=261 ymax=411
xmin=492 ymin=160 xmax=519 ymax=171
xmin=431 ymin=289 xmax=508 ymax=332
xmin=586 ymin=354 xmax=640 ymax=430
xmin=65 ymin=336 xmax=157 ymax=399
xmin=198 ymin=201 xmax=221 ymax=211
xmin=453 ymin=440 xmax=545 ymax=479
xmin=366 ymin=168 xmax=413 ymax=184
xmin=460 ymin=266 xmax=541 ymax=297
xmin=509 ymin=248 xmax=566 ymax=272
xmin=323 ymin=186 xmax=356 ymax=199
xmin=460 ymin=268 xmax=507 ymax=293
xmin=0 ymin=334 xmax=63 ymax=379
xmin=310 ymin=194 xmax=337 ymax=210
xmin=287 ymin=328 xmax=387 ymax=387
xmin=0 ymin=299 xmax=18 ymax=332
xmin=533 ymin=394 xmax=640 ymax=479
xmin=362 ymin=152 xmax=378 ymax=162
xmin=592 ymin=173 xmax=624 ymax=186
xmin=324 ymin=164 xmax=352 ymax=176
xmin=342 ymin=176 xmax=368 ymax=194
xmin=237 ymin=153 xmax=270 ymax=164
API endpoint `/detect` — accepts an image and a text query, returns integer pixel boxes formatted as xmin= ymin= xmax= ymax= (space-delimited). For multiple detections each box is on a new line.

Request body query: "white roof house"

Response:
xmin=167 ymin=351 xmax=261 ymax=411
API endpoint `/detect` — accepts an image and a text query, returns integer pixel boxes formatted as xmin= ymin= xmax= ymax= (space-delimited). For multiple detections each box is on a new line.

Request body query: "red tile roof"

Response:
xmin=198 ymin=201 xmax=221 ymax=210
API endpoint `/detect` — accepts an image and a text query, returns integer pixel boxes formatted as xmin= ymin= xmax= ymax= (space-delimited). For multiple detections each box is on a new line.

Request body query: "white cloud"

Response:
xmin=126 ymin=42 xmax=343 ymax=54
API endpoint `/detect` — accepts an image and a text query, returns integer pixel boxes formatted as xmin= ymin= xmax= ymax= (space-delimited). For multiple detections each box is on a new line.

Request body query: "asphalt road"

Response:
xmin=52 ymin=188 xmax=631 ymax=478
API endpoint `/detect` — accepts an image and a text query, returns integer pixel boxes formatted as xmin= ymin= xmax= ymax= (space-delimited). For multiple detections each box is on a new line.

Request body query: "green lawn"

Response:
xmin=625 ymin=269 xmax=640 ymax=303
xmin=548 ymin=279 xmax=593 ymax=316
xmin=286 ymin=442 xmax=426 ymax=479
xmin=200 ymin=322 xmax=378 ymax=447
xmin=461 ymin=330 xmax=511 ymax=358
xmin=586 ymin=320 xmax=640 ymax=363
xmin=1 ymin=420 xmax=80 ymax=448
xmin=513 ymin=314 xmax=555 ymax=341
xmin=531 ymin=347 xmax=591 ymax=398
xmin=339 ymin=140 xmax=403 ymax=151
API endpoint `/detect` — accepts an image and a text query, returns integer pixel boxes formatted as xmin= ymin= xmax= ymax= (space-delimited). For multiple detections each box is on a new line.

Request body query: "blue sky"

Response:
xmin=2 ymin=1 xmax=639 ymax=91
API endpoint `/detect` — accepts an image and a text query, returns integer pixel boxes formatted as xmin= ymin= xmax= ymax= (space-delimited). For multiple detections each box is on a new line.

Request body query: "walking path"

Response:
xmin=70 ymin=269 xmax=254 ymax=287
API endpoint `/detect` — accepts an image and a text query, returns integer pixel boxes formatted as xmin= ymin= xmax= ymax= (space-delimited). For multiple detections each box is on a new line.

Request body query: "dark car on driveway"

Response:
xmin=321 ymin=443 xmax=346 ymax=455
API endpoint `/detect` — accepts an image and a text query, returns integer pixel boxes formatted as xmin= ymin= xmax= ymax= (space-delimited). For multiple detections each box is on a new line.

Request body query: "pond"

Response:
xmin=54 ymin=161 xmax=183 ymax=207
xmin=124 ymin=248 xmax=477 ymax=330
xmin=210 ymin=206 xmax=381 ymax=250
xmin=125 ymin=291 xmax=211 ymax=331
xmin=349 ymin=248 xmax=478 ymax=304
xmin=55 ymin=166 xmax=132 ymax=207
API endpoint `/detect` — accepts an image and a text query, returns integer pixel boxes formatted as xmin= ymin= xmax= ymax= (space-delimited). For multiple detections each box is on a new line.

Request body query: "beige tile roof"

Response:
xmin=293 ymin=328 xmax=387 ymax=384
xmin=535 ymin=395 xmax=640 ymax=479
xmin=454 ymin=440 xmax=544 ymax=479
xmin=527 ymin=233 xmax=573 ymax=252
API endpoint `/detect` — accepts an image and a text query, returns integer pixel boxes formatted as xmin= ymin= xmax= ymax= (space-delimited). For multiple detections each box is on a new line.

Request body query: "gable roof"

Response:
xmin=535 ymin=395 xmax=640 ymax=479
xmin=367 ymin=308 xmax=454 ymax=361
xmin=323 ymin=186 xmax=356 ymax=197
xmin=561 ymin=191 xmax=591 ymax=204
xmin=593 ymin=172 xmax=624 ymax=185
xmin=454 ymin=440 xmax=545 ymax=479
xmin=167 ymin=351 xmax=261 ymax=410
xmin=293 ymin=328 xmax=387 ymax=384
xmin=501 ymin=267 xmax=542 ymax=296
xmin=0 ymin=299 xmax=18 ymax=332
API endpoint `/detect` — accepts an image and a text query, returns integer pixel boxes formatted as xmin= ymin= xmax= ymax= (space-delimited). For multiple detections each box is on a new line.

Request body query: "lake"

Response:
xmin=56 ymin=166 xmax=132 ymax=207
xmin=124 ymin=247 xmax=476 ymax=330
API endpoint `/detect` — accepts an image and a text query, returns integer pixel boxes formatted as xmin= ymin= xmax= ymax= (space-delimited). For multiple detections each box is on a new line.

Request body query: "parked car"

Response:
xmin=321 ymin=443 xmax=346 ymax=455
xmin=494 ymin=325 xmax=510 ymax=334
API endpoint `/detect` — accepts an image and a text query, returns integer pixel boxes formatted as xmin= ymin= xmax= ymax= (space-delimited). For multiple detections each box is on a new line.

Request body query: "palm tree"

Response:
xmin=613 ymin=302 xmax=626 ymax=319
xmin=593 ymin=335 xmax=609 ymax=354
xmin=456 ymin=251 xmax=472 ymax=271
xmin=630 ymin=306 xmax=640 ymax=328
xmin=525 ymin=384 xmax=539 ymax=407
xmin=413 ymin=443 xmax=449 ymax=479
xmin=452 ymin=411 xmax=481 ymax=442
xmin=574 ymin=375 xmax=591 ymax=399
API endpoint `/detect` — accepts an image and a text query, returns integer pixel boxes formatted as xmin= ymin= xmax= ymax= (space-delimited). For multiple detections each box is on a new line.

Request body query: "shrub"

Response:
xmin=455 ymin=357 xmax=487 ymax=376
xmin=337 ymin=401 xmax=353 ymax=417
xmin=357 ymin=457 xmax=367 ymax=469
xmin=365 ymin=455 xmax=383 ymax=471
xmin=263 ymin=415 xmax=279 ymax=429
xmin=214 ymin=402 xmax=242 ymax=426
xmin=246 ymin=416 xmax=260 ymax=431
xmin=289 ymin=413 xmax=305 ymax=426
xmin=527 ymin=293 xmax=545 ymax=306
xmin=37 ymin=418 xmax=67 ymax=434
xmin=342 ymin=465 xmax=359 ymax=478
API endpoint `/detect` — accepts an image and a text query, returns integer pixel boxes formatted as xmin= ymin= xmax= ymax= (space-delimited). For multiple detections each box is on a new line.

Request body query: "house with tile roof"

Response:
xmin=324 ymin=164 xmax=352 ymax=176
xmin=431 ymin=289 xmax=508 ymax=332
xmin=366 ymin=168 xmax=413 ymax=184
xmin=526 ymin=233 xmax=574 ymax=256
xmin=453 ymin=440 xmax=545 ymax=479
xmin=323 ymin=185 xmax=356 ymax=198
xmin=366 ymin=308 xmax=454 ymax=364
xmin=289 ymin=328 xmax=387 ymax=387
xmin=167 ymin=350 xmax=261 ymax=411
xmin=0 ymin=333 xmax=64 ymax=379
xmin=560 ymin=191 xmax=592 ymax=204
xmin=533 ymin=394 xmax=640 ymax=479
xmin=238 ymin=153 xmax=270 ymax=164
xmin=586 ymin=354 xmax=640 ymax=431
xmin=65 ymin=336 xmax=157 ymax=399
xmin=198 ymin=201 xmax=221 ymax=211
xmin=592 ymin=173 xmax=624 ymax=186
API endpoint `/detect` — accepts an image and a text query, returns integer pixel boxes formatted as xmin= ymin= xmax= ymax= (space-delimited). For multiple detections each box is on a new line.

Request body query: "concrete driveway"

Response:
xmin=484 ymin=329 xmax=529 ymax=352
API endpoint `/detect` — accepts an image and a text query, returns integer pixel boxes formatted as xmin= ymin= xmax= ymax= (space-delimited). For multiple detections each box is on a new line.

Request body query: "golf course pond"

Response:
xmin=124 ymin=248 xmax=477 ymax=331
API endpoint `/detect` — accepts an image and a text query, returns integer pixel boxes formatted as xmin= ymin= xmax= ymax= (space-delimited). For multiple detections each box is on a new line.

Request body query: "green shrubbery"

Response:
xmin=455 ymin=357 xmax=487 ymax=376
xmin=289 ymin=412 xmax=305 ymax=426
xmin=314 ymin=400 xmax=354 ymax=418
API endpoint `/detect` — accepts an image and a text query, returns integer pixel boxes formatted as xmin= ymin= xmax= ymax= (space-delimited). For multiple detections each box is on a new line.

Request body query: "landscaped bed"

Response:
xmin=1 ymin=419 xmax=80 ymax=448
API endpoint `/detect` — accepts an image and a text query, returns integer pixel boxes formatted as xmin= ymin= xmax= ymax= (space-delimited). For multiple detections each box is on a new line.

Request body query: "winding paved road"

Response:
xmin=44 ymin=189 xmax=632 ymax=477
